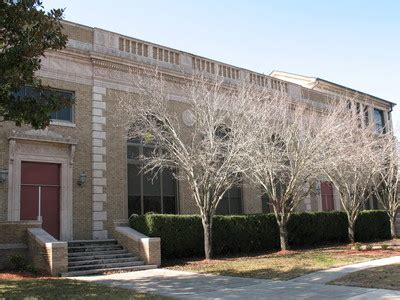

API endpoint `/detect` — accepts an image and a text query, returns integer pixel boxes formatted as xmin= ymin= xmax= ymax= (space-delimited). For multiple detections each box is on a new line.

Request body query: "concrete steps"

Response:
xmin=61 ymin=239 xmax=157 ymax=277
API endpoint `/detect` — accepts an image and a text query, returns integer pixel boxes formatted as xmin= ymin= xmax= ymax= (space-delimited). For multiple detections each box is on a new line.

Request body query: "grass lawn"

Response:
xmin=166 ymin=248 xmax=400 ymax=281
xmin=331 ymin=263 xmax=400 ymax=291
xmin=0 ymin=275 xmax=169 ymax=299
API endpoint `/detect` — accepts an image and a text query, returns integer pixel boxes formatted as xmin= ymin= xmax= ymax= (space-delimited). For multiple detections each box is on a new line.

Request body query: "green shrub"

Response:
xmin=287 ymin=212 xmax=348 ymax=246
xmin=9 ymin=254 xmax=27 ymax=271
xmin=355 ymin=210 xmax=391 ymax=242
xmin=130 ymin=210 xmax=390 ymax=259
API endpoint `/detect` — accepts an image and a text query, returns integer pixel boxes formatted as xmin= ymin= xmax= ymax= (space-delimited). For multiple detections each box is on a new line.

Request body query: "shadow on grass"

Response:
xmin=0 ymin=279 xmax=167 ymax=299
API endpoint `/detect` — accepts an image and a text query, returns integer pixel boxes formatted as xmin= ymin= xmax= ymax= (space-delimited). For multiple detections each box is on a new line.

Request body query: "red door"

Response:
xmin=20 ymin=162 xmax=60 ymax=239
xmin=321 ymin=181 xmax=334 ymax=211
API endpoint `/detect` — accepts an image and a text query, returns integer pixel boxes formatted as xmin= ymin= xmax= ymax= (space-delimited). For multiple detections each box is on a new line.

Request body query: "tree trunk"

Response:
xmin=390 ymin=216 xmax=397 ymax=239
xmin=279 ymin=222 xmax=289 ymax=251
xmin=202 ymin=216 xmax=213 ymax=260
xmin=348 ymin=221 xmax=355 ymax=244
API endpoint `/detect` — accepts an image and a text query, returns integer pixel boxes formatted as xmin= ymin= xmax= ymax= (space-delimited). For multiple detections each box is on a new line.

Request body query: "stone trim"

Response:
xmin=7 ymin=134 xmax=74 ymax=241
xmin=91 ymin=85 xmax=108 ymax=239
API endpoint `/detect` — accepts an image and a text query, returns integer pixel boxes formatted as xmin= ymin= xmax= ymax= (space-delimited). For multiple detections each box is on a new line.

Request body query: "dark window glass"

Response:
xmin=261 ymin=193 xmax=270 ymax=213
xmin=143 ymin=196 xmax=162 ymax=213
xmin=162 ymin=169 xmax=176 ymax=196
xmin=163 ymin=196 xmax=176 ymax=214
xmin=216 ymin=186 xmax=243 ymax=215
xmin=127 ymin=164 xmax=141 ymax=195
xmin=216 ymin=197 xmax=229 ymax=215
xmin=143 ymin=171 xmax=161 ymax=196
xmin=374 ymin=108 xmax=385 ymax=133
xmin=230 ymin=196 xmax=242 ymax=214
xmin=14 ymin=86 xmax=74 ymax=122
xmin=127 ymin=145 xmax=140 ymax=159
xmin=127 ymin=141 xmax=177 ymax=216
xmin=143 ymin=146 xmax=156 ymax=158
xmin=128 ymin=195 xmax=141 ymax=216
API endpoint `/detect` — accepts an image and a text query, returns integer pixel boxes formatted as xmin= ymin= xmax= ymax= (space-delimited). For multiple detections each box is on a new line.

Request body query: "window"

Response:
xmin=261 ymin=193 xmax=271 ymax=213
xmin=365 ymin=195 xmax=379 ymax=210
xmin=14 ymin=86 xmax=74 ymax=123
xmin=127 ymin=139 xmax=178 ymax=216
xmin=216 ymin=186 xmax=243 ymax=215
xmin=374 ymin=108 xmax=385 ymax=133
xmin=363 ymin=105 xmax=369 ymax=126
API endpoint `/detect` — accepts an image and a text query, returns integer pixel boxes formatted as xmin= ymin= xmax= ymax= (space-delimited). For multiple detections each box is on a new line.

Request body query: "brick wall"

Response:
xmin=0 ymin=221 xmax=41 ymax=269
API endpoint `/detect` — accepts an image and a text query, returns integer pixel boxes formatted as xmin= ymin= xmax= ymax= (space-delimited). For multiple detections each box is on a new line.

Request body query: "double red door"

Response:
xmin=20 ymin=162 xmax=61 ymax=239
xmin=321 ymin=181 xmax=334 ymax=211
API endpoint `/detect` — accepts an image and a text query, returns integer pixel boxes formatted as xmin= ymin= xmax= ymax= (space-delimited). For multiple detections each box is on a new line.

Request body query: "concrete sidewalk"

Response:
xmin=70 ymin=268 xmax=400 ymax=299
xmin=291 ymin=255 xmax=400 ymax=284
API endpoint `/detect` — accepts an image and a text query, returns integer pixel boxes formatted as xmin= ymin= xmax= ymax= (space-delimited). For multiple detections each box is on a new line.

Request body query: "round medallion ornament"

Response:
xmin=182 ymin=109 xmax=196 ymax=127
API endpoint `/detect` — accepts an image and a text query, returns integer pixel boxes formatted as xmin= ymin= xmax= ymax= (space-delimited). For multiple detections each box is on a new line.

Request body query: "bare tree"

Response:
xmin=323 ymin=101 xmax=387 ymax=243
xmin=372 ymin=135 xmax=400 ymax=239
xmin=117 ymin=70 xmax=259 ymax=259
xmin=244 ymin=93 xmax=346 ymax=250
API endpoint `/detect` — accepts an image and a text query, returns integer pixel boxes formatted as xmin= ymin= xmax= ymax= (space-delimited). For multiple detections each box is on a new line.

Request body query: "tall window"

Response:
xmin=127 ymin=139 xmax=178 ymax=216
xmin=374 ymin=108 xmax=385 ymax=133
xmin=216 ymin=186 xmax=243 ymax=215
xmin=261 ymin=193 xmax=271 ymax=213
xmin=14 ymin=86 xmax=74 ymax=122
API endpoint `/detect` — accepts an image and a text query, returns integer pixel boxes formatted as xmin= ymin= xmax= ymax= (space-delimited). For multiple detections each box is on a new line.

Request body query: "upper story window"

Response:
xmin=373 ymin=108 xmax=385 ymax=133
xmin=14 ymin=86 xmax=74 ymax=123
xmin=127 ymin=139 xmax=178 ymax=216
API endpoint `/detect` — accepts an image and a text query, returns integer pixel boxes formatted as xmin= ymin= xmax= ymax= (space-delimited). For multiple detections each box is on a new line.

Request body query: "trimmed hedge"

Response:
xmin=130 ymin=210 xmax=390 ymax=259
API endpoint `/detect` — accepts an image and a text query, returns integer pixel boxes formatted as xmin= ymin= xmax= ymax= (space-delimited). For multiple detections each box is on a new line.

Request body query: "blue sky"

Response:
xmin=43 ymin=0 xmax=400 ymax=132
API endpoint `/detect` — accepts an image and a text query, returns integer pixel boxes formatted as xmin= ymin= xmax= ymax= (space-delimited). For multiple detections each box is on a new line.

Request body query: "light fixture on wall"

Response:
xmin=0 ymin=169 xmax=8 ymax=183
xmin=78 ymin=172 xmax=86 ymax=186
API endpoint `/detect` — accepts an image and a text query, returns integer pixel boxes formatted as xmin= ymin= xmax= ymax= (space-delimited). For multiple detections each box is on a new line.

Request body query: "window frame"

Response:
xmin=127 ymin=139 xmax=179 ymax=215
xmin=373 ymin=108 xmax=386 ymax=134
xmin=15 ymin=86 xmax=75 ymax=125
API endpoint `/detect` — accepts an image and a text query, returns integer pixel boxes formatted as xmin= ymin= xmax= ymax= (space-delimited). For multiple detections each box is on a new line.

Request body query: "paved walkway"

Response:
xmin=70 ymin=266 xmax=400 ymax=299
xmin=291 ymin=255 xmax=400 ymax=284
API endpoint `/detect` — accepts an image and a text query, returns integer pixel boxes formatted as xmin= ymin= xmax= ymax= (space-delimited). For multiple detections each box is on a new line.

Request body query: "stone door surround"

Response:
xmin=7 ymin=129 xmax=76 ymax=241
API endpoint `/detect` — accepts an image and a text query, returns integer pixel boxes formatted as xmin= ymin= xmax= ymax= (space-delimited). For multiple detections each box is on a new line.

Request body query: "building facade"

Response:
xmin=0 ymin=21 xmax=395 ymax=241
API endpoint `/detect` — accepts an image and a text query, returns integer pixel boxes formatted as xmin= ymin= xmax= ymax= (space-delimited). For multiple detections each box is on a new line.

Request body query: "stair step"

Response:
xmin=68 ymin=261 xmax=145 ymax=271
xmin=68 ymin=245 xmax=123 ymax=253
xmin=69 ymin=253 xmax=134 ymax=261
xmin=68 ymin=239 xmax=118 ymax=247
xmin=62 ymin=264 xmax=158 ymax=277
xmin=69 ymin=257 xmax=139 ymax=267
xmin=68 ymin=249 xmax=128 ymax=257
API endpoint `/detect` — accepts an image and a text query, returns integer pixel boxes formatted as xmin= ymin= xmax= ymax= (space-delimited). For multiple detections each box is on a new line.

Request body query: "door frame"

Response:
xmin=7 ymin=135 xmax=75 ymax=241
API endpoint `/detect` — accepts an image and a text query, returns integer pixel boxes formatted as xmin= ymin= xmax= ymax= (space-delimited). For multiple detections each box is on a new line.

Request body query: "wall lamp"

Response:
xmin=0 ymin=169 xmax=8 ymax=184
xmin=78 ymin=171 xmax=87 ymax=186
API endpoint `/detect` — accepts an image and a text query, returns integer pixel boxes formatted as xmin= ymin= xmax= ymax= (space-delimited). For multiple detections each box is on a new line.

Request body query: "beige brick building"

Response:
xmin=0 ymin=20 xmax=395 ymax=242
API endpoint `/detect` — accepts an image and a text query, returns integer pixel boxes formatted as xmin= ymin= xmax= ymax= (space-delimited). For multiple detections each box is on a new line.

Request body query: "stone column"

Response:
xmin=91 ymin=86 xmax=108 ymax=239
